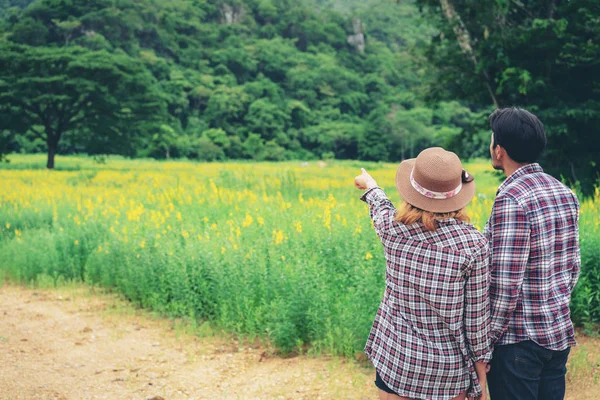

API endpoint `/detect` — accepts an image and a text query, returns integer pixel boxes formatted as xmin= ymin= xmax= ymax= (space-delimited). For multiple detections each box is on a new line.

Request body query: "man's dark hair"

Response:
xmin=489 ymin=107 xmax=547 ymax=163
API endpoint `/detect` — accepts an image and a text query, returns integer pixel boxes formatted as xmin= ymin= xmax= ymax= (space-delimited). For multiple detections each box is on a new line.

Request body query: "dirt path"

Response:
xmin=0 ymin=285 xmax=598 ymax=400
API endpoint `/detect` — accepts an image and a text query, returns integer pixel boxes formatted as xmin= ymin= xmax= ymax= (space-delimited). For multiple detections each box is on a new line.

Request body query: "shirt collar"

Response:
xmin=497 ymin=163 xmax=544 ymax=195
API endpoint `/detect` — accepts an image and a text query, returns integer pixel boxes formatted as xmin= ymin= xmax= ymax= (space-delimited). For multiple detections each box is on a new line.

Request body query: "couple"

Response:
xmin=356 ymin=108 xmax=580 ymax=400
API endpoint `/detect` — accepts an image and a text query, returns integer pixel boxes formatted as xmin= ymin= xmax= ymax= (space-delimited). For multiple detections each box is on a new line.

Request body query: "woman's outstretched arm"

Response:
xmin=356 ymin=168 xmax=396 ymax=238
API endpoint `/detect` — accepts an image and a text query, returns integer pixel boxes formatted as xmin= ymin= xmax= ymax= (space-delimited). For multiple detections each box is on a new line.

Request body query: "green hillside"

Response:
xmin=1 ymin=0 xmax=598 ymax=191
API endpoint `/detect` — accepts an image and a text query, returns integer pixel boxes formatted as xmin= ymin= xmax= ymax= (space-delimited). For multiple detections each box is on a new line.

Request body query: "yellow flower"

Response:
xmin=323 ymin=207 xmax=331 ymax=230
xmin=327 ymin=193 xmax=337 ymax=208
xmin=221 ymin=247 xmax=226 ymax=254
xmin=140 ymin=240 xmax=146 ymax=249
xmin=211 ymin=223 xmax=217 ymax=230
xmin=5 ymin=223 xmax=9 ymax=229
xmin=136 ymin=254 xmax=141 ymax=259
xmin=257 ymin=217 xmax=264 ymax=226
xmin=281 ymin=255 xmax=286 ymax=261
xmin=295 ymin=221 xmax=303 ymax=233
xmin=181 ymin=231 xmax=190 ymax=239
xmin=74 ymin=240 xmax=79 ymax=246
xmin=272 ymin=230 xmax=285 ymax=245
xmin=242 ymin=214 xmax=253 ymax=228
xmin=365 ymin=252 xmax=373 ymax=260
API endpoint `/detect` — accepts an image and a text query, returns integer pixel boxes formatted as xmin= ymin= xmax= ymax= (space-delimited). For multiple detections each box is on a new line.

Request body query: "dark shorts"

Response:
xmin=375 ymin=371 xmax=397 ymax=394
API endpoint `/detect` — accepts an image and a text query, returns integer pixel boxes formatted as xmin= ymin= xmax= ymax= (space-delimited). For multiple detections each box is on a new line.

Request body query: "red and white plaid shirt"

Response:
xmin=361 ymin=187 xmax=492 ymax=399
xmin=484 ymin=163 xmax=580 ymax=350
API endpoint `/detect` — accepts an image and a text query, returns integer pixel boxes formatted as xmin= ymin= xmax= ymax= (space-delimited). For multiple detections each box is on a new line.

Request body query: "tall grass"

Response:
xmin=0 ymin=154 xmax=598 ymax=356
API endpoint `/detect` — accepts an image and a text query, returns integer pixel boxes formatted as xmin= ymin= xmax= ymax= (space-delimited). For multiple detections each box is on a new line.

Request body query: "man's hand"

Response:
xmin=354 ymin=168 xmax=378 ymax=190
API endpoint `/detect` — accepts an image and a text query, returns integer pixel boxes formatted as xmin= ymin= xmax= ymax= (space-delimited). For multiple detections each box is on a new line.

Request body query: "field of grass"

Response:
xmin=1 ymin=154 xmax=599 ymax=356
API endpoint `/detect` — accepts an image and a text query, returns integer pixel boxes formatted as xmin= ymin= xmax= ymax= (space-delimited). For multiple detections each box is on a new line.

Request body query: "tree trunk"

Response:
xmin=439 ymin=0 xmax=499 ymax=108
xmin=47 ymin=142 xmax=56 ymax=169
xmin=547 ymin=0 xmax=556 ymax=18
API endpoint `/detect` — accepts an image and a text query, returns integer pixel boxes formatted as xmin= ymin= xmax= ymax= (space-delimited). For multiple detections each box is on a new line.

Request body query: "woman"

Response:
xmin=355 ymin=148 xmax=491 ymax=400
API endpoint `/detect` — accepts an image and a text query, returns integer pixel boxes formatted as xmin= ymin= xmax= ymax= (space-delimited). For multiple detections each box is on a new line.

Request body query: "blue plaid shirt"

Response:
xmin=484 ymin=163 xmax=580 ymax=350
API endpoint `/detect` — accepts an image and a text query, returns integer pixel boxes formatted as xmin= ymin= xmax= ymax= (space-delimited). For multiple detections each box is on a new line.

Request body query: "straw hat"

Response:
xmin=395 ymin=147 xmax=475 ymax=213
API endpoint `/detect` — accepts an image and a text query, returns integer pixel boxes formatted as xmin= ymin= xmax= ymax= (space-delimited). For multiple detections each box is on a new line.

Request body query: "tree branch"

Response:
xmin=30 ymin=127 xmax=46 ymax=141
xmin=510 ymin=0 xmax=534 ymax=19
xmin=439 ymin=0 xmax=499 ymax=108
xmin=547 ymin=0 xmax=556 ymax=18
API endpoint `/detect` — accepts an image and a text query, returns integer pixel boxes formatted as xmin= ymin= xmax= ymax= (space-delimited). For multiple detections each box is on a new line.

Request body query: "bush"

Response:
xmin=571 ymin=221 xmax=600 ymax=330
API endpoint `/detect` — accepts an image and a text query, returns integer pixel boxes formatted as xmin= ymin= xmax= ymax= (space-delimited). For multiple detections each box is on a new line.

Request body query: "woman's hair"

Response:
xmin=394 ymin=201 xmax=470 ymax=231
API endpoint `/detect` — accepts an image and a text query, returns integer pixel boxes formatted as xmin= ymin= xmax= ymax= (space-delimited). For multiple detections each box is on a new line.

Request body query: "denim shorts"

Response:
xmin=375 ymin=370 xmax=397 ymax=394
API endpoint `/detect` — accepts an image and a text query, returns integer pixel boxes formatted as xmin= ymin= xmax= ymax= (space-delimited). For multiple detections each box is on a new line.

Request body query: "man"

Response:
xmin=484 ymin=108 xmax=581 ymax=400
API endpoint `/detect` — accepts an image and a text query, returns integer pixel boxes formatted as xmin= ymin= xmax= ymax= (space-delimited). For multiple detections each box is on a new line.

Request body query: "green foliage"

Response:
xmin=1 ymin=156 xmax=597 ymax=356
xmin=1 ymin=0 xmax=598 ymax=175
xmin=0 ymin=129 xmax=13 ymax=162
xmin=1 ymin=0 xmax=443 ymax=165
xmin=571 ymin=207 xmax=600 ymax=331
xmin=243 ymin=133 xmax=265 ymax=160
xmin=418 ymin=0 xmax=600 ymax=193
xmin=0 ymin=42 xmax=166 ymax=167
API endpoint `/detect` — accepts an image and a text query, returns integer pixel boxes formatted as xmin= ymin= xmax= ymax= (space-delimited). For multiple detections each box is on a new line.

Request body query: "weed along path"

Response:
xmin=0 ymin=285 xmax=598 ymax=400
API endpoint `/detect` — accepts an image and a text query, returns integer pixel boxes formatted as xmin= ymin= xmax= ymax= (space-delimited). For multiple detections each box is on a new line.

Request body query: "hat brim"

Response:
xmin=395 ymin=159 xmax=475 ymax=213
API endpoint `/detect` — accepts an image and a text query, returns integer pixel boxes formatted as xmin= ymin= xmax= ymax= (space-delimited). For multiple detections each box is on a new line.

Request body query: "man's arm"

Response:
xmin=488 ymin=194 xmax=531 ymax=343
xmin=569 ymin=200 xmax=581 ymax=292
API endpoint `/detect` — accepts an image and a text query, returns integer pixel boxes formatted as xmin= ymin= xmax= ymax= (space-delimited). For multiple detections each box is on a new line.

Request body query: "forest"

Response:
xmin=1 ymin=0 xmax=599 ymax=191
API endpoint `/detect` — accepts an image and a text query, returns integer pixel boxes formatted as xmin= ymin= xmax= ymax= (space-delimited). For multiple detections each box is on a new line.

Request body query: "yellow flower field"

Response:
xmin=1 ymin=155 xmax=598 ymax=355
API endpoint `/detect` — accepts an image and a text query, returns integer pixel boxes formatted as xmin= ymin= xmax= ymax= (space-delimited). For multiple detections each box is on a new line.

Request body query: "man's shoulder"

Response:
xmin=499 ymin=172 xmax=579 ymax=214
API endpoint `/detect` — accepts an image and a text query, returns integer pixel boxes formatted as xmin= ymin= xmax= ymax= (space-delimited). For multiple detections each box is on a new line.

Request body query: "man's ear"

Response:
xmin=495 ymin=145 xmax=505 ymax=161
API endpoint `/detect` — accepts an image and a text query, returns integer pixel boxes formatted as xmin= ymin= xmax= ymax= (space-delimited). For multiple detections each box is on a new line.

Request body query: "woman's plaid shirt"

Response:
xmin=361 ymin=188 xmax=492 ymax=399
xmin=484 ymin=163 xmax=580 ymax=350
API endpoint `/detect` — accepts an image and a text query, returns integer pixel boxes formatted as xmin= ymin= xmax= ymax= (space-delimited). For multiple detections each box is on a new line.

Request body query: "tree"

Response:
xmin=0 ymin=0 xmax=445 ymax=164
xmin=0 ymin=43 xmax=166 ymax=168
xmin=418 ymin=0 xmax=600 ymax=192
xmin=245 ymin=98 xmax=289 ymax=140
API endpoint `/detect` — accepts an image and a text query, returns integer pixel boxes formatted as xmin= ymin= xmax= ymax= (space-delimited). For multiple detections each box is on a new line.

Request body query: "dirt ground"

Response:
xmin=0 ymin=284 xmax=598 ymax=400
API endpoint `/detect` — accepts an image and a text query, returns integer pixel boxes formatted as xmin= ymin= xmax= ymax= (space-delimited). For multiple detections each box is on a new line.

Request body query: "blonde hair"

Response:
xmin=394 ymin=202 xmax=470 ymax=232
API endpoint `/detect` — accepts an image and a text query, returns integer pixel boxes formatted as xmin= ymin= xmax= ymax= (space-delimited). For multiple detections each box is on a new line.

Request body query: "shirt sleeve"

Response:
xmin=487 ymin=194 xmax=531 ymax=344
xmin=464 ymin=243 xmax=492 ymax=363
xmin=360 ymin=187 xmax=396 ymax=238
xmin=569 ymin=201 xmax=581 ymax=292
